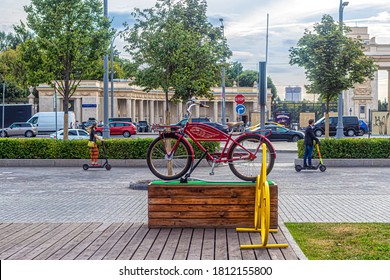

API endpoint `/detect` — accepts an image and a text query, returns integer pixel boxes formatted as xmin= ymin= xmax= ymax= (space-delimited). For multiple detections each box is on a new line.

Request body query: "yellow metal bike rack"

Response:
xmin=236 ymin=143 xmax=288 ymax=249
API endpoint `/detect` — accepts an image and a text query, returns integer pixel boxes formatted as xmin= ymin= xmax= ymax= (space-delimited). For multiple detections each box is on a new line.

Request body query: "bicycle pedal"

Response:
xmin=209 ymin=172 xmax=214 ymax=175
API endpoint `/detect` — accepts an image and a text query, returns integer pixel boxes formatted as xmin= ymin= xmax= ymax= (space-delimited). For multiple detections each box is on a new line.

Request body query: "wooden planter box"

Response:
xmin=148 ymin=181 xmax=278 ymax=229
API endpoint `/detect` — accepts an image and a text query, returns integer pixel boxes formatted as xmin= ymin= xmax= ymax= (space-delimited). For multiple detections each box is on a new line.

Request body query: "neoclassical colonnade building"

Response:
xmin=37 ymin=80 xmax=273 ymax=125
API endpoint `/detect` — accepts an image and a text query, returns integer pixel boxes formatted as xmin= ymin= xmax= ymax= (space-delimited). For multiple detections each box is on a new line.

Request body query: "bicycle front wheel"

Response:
xmin=147 ymin=133 xmax=192 ymax=180
xmin=228 ymin=135 xmax=275 ymax=181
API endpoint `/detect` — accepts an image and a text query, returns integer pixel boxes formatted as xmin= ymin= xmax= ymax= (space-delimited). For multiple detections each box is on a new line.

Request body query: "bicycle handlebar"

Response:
xmin=186 ymin=98 xmax=209 ymax=119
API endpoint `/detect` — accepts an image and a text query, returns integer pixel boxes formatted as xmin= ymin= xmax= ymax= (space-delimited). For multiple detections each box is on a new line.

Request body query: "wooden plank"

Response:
xmin=131 ymin=228 xmax=161 ymax=260
xmin=272 ymin=226 xmax=299 ymax=260
xmin=173 ymin=228 xmax=192 ymax=260
xmin=215 ymin=228 xmax=228 ymax=260
xmin=150 ymin=211 xmax=253 ymax=219
xmin=0 ymin=223 xmax=32 ymax=240
xmin=149 ymin=197 xmax=254 ymax=205
xmin=149 ymin=204 xmax=252 ymax=212
xmin=51 ymin=223 xmax=102 ymax=260
xmin=75 ymin=223 xmax=122 ymax=260
xmin=0 ymin=223 xmax=61 ymax=259
xmin=15 ymin=223 xmax=81 ymax=260
xmin=248 ymin=232 xmax=271 ymax=260
xmin=34 ymin=223 xmax=94 ymax=260
xmin=149 ymin=218 xmax=276 ymax=228
xmin=201 ymin=228 xmax=215 ymax=260
xmin=226 ymin=229 xmax=242 ymax=260
xmin=103 ymin=223 xmax=142 ymax=260
xmin=144 ymin=228 xmax=171 ymax=260
xmin=117 ymin=225 xmax=150 ymax=260
xmin=187 ymin=228 xmax=204 ymax=260
xmin=265 ymin=233 xmax=287 ymax=260
xmin=89 ymin=223 xmax=133 ymax=260
xmin=0 ymin=223 xmax=43 ymax=248
xmin=159 ymin=228 xmax=182 ymax=260
xmin=61 ymin=223 xmax=111 ymax=260
xmin=237 ymin=232 xmax=257 ymax=260
xmin=148 ymin=186 xmax=255 ymax=197
xmin=0 ymin=223 xmax=13 ymax=231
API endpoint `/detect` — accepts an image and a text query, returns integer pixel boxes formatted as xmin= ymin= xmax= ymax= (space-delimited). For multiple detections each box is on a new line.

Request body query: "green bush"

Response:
xmin=0 ymin=138 xmax=219 ymax=159
xmin=297 ymin=138 xmax=390 ymax=159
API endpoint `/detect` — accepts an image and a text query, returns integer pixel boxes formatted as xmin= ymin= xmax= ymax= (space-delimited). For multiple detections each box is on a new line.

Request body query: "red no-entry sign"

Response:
xmin=235 ymin=94 xmax=245 ymax=104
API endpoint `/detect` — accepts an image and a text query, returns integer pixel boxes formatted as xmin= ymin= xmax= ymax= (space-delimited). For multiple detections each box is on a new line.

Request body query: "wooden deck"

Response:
xmin=0 ymin=222 xmax=299 ymax=260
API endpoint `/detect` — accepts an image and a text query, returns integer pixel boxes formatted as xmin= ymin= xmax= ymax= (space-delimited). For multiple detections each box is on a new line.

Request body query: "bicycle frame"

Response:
xmin=160 ymin=121 xmax=273 ymax=165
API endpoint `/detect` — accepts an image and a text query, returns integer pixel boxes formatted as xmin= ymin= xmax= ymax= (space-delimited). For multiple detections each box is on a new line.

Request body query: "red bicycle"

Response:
xmin=147 ymin=98 xmax=276 ymax=182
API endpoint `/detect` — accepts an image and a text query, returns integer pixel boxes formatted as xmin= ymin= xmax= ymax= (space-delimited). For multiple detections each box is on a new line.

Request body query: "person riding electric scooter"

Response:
xmin=303 ymin=119 xmax=319 ymax=169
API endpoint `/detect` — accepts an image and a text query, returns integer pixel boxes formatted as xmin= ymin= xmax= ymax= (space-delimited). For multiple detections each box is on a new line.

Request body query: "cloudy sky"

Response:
xmin=1 ymin=0 xmax=389 ymax=100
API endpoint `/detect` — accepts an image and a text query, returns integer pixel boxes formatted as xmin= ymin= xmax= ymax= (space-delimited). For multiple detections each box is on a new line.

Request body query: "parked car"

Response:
xmin=109 ymin=117 xmax=132 ymax=123
xmin=252 ymin=124 xmax=304 ymax=142
xmin=0 ymin=122 xmax=37 ymax=137
xmin=313 ymin=116 xmax=360 ymax=137
xmin=358 ymin=119 xmax=368 ymax=136
xmin=248 ymin=121 xmax=284 ymax=131
xmin=50 ymin=129 xmax=89 ymax=140
xmin=170 ymin=118 xmax=229 ymax=134
xmin=95 ymin=121 xmax=136 ymax=137
xmin=137 ymin=121 xmax=150 ymax=132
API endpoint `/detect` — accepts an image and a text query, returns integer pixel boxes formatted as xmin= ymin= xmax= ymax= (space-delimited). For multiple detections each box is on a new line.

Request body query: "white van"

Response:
xmin=27 ymin=112 xmax=76 ymax=133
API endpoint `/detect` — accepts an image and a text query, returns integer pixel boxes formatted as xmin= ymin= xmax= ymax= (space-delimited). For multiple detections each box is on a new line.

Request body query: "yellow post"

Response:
xmin=236 ymin=143 xmax=288 ymax=249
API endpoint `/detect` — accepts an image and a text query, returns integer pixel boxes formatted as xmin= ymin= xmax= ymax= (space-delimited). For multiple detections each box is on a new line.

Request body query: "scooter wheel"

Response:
xmin=295 ymin=165 xmax=302 ymax=172
xmin=82 ymin=164 xmax=89 ymax=171
xmin=105 ymin=164 xmax=112 ymax=171
xmin=319 ymin=165 xmax=326 ymax=172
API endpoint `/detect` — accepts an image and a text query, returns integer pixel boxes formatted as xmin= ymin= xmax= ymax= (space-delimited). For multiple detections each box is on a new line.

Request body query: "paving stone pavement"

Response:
xmin=0 ymin=152 xmax=389 ymax=224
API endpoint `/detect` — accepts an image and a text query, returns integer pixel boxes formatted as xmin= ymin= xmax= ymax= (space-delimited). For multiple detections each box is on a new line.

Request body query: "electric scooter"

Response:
xmin=83 ymin=141 xmax=112 ymax=171
xmin=295 ymin=143 xmax=326 ymax=172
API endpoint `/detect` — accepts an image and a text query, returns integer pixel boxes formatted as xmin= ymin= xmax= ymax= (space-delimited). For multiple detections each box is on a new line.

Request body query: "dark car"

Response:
xmin=137 ymin=121 xmax=149 ymax=132
xmin=170 ymin=118 xmax=229 ymax=134
xmin=253 ymin=125 xmax=304 ymax=142
xmin=313 ymin=116 xmax=360 ymax=137
xmin=358 ymin=119 xmax=368 ymax=136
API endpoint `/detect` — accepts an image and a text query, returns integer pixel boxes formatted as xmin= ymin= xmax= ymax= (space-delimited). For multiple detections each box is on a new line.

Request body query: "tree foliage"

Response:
xmin=123 ymin=0 xmax=231 ymax=124
xmin=289 ymin=15 xmax=377 ymax=137
xmin=226 ymin=61 xmax=243 ymax=87
xmin=20 ymin=0 xmax=112 ymax=139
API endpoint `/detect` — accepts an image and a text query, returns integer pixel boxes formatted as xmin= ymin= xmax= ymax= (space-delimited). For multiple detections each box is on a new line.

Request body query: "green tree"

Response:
xmin=237 ymin=70 xmax=278 ymax=100
xmin=226 ymin=61 xmax=243 ymax=87
xmin=123 ymin=0 xmax=230 ymax=125
xmin=20 ymin=0 xmax=111 ymax=139
xmin=289 ymin=14 xmax=377 ymax=137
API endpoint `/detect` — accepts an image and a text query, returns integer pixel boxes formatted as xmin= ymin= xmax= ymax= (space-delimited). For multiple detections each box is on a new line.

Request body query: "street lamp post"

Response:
xmin=336 ymin=0 xmax=349 ymax=138
xmin=1 ymin=83 xmax=5 ymax=137
xmin=219 ymin=18 xmax=226 ymax=125
xmin=102 ymin=0 xmax=110 ymax=138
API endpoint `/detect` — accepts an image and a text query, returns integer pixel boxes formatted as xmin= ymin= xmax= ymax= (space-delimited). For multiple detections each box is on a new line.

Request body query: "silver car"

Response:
xmin=0 ymin=122 xmax=37 ymax=137
xmin=50 ymin=129 xmax=89 ymax=140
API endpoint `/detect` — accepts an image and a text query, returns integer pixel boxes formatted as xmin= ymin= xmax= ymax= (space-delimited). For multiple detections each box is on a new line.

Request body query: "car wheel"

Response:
xmin=0 ymin=131 xmax=7 ymax=137
xmin=314 ymin=129 xmax=323 ymax=137
xmin=358 ymin=129 xmax=364 ymax=136
xmin=96 ymin=131 xmax=102 ymax=137
xmin=346 ymin=129 xmax=355 ymax=137
xmin=291 ymin=135 xmax=300 ymax=142
xmin=25 ymin=130 xmax=34 ymax=137
xmin=123 ymin=131 xmax=131 ymax=137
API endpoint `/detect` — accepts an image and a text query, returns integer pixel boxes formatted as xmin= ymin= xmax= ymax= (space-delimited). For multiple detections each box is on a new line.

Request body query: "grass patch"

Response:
xmin=285 ymin=223 xmax=390 ymax=260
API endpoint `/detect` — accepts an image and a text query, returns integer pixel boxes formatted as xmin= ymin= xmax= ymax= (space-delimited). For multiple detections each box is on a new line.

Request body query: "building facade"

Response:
xmin=37 ymin=81 xmax=273 ymax=125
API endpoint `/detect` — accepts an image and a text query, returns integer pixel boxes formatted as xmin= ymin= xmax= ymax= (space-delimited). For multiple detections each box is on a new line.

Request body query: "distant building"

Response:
xmin=285 ymin=86 xmax=302 ymax=102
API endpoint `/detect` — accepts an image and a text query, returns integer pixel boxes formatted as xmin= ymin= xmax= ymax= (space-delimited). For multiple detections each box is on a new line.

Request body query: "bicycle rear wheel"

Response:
xmin=147 ymin=133 xmax=192 ymax=180
xmin=228 ymin=135 xmax=275 ymax=181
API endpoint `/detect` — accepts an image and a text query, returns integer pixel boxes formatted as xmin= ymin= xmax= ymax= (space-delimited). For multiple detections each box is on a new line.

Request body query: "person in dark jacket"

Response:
xmin=304 ymin=119 xmax=319 ymax=168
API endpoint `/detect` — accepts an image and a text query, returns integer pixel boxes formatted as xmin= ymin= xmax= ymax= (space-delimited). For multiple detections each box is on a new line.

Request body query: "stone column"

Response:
xmin=132 ymin=99 xmax=137 ymax=122
xmin=75 ymin=98 xmax=82 ymax=121
xmin=233 ymin=101 xmax=237 ymax=122
xmin=213 ymin=101 xmax=218 ymax=122
xmin=388 ymin=70 xmax=390 ymax=111
xmin=28 ymin=93 xmax=35 ymax=115
xmin=150 ymin=100 xmax=155 ymax=125
xmin=139 ymin=99 xmax=144 ymax=121
xmin=126 ymin=99 xmax=132 ymax=118
xmin=195 ymin=104 xmax=200 ymax=118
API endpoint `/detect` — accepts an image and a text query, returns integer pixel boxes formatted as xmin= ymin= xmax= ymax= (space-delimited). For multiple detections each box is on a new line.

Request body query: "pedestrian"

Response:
xmin=87 ymin=122 xmax=105 ymax=166
xmin=304 ymin=119 xmax=319 ymax=168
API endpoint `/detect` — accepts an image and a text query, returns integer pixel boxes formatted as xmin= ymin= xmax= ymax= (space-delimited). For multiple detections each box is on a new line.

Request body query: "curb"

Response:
xmin=294 ymin=158 xmax=390 ymax=167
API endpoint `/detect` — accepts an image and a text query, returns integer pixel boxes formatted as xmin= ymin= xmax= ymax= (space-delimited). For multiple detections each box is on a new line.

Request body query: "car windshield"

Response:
xmin=314 ymin=117 xmax=325 ymax=125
